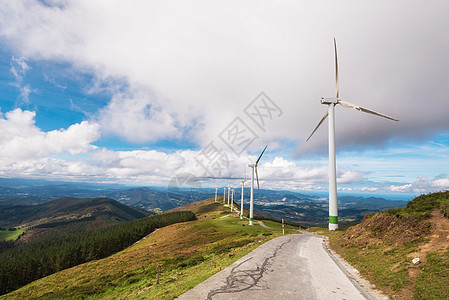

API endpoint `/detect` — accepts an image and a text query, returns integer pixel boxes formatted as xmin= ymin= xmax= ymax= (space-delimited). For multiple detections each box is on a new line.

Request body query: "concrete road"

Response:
xmin=177 ymin=232 xmax=381 ymax=300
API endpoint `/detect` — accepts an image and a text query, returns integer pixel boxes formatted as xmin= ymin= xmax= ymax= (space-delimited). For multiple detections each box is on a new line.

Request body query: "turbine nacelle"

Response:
xmin=321 ymin=97 xmax=339 ymax=105
xmin=248 ymin=163 xmax=256 ymax=168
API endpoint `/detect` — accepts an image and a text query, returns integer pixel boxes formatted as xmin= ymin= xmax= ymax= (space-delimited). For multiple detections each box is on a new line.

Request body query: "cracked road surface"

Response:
xmin=177 ymin=232 xmax=376 ymax=300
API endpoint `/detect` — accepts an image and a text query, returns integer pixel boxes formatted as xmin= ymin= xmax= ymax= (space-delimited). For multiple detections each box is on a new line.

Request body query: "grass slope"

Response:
xmin=0 ymin=197 xmax=151 ymax=228
xmin=318 ymin=191 xmax=449 ymax=300
xmin=2 ymin=197 xmax=296 ymax=299
xmin=0 ymin=197 xmax=153 ymax=242
xmin=0 ymin=229 xmax=24 ymax=241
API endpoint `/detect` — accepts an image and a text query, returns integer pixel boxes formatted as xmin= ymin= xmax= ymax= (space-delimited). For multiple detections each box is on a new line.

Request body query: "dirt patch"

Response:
xmin=407 ymin=210 xmax=449 ymax=281
xmin=341 ymin=212 xmax=432 ymax=247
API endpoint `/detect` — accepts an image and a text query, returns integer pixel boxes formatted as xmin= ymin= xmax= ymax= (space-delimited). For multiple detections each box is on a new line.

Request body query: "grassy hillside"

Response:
xmin=0 ymin=197 xmax=152 ymax=242
xmin=0 ymin=211 xmax=196 ymax=296
xmin=2 ymin=197 xmax=296 ymax=299
xmin=0 ymin=197 xmax=151 ymax=228
xmin=320 ymin=191 xmax=449 ymax=299
xmin=0 ymin=229 xmax=24 ymax=241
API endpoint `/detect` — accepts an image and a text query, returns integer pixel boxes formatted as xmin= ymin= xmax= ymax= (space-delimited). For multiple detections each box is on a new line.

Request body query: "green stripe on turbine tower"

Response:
xmin=329 ymin=216 xmax=338 ymax=224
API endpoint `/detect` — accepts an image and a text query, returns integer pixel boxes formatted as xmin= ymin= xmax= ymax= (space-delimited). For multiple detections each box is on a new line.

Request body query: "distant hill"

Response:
xmin=0 ymin=177 xmax=408 ymax=226
xmin=0 ymin=197 xmax=152 ymax=242
xmin=252 ymin=195 xmax=407 ymax=227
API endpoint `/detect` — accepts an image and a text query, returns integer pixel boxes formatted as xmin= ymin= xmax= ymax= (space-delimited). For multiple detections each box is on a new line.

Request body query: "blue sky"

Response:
xmin=0 ymin=0 xmax=449 ymax=199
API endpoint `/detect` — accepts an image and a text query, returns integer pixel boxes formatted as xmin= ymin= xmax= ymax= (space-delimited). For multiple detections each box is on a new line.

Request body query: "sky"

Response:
xmin=0 ymin=0 xmax=449 ymax=199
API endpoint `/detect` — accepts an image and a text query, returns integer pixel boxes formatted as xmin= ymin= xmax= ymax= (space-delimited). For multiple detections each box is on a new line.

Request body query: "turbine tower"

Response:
xmin=248 ymin=145 xmax=267 ymax=225
xmin=223 ymin=187 xmax=226 ymax=204
xmin=215 ymin=187 xmax=218 ymax=202
xmin=306 ymin=38 xmax=398 ymax=230
xmin=231 ymin=188 xmax=234 ymax=211
xmin=240 ymin=179 xmax=246 ymax=219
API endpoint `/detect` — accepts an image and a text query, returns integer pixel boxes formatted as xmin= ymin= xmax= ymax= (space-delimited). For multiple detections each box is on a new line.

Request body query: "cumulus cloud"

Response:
xmin=1 ymin=0 xmax=449 ymax=151
xmin=432 ymin=178 xmax=449 ymax=189
xmin=388 ymin=175 xmax=449 ymax=194
xmin=361 ymin=187 xmax=379 ymax=192
xmin=0 ymin=108 xmax=100 ymax=159
xmin=96 ymin=89 xmax=183 ymax=143
xmin=0 ymin=1 xmax=448 ymax=194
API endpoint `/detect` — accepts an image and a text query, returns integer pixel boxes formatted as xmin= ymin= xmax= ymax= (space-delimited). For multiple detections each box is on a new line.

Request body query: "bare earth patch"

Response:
xmin=407 ymin=210 xmax=449 ymax=281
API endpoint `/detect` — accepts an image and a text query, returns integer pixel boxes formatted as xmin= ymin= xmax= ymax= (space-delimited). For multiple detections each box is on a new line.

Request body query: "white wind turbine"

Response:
xmin=307 ymin=38 xmax=399 ymax=230
xmin=240 ymin=179 xmax=246 ymax=219
xmin=223 ymin=187 xmax=226 ymax=204
xmin=230 ymin=188 xmax=234 ymax=212
xmin=248 ymin=145 xmax=268 ymax=226
xmin=215 ymin=187 xmax=218 ymax=202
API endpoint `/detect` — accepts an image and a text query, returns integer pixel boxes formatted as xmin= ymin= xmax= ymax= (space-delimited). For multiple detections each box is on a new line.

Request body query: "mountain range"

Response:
xmin=0 ymin=177 xmax=408 ymax=226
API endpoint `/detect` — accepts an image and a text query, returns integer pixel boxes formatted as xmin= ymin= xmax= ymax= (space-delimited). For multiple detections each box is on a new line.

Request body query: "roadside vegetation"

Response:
xmin=319 ymin=191 xmax=449 ymax=299
xmin=2 ymin=198 xmax=297 ymax=299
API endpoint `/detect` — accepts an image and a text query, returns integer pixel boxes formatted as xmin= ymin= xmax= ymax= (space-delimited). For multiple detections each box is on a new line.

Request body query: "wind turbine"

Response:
xmin=231 ymin=188 xmax=234 ymax=212
xmin=248 ymin=145 xmax=268 ymax=225
xmin=215 ymin=187 xmax=218 ymax=202
xmin=223 ymin=187 xmax=226 ymax=204
xmin=306 ymin=38 xmax=398 ymax=230
xmin=240 ymin=179 xmax=246 ymax=219
xmin=227 ymin=187 xmax=231 ymax=206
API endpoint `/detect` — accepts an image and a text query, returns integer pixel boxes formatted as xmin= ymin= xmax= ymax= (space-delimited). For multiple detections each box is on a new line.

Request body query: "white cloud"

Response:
xmin=2 ymin=0 xmax=449 ymax=150
xmin=388 ymin=175 xmax=449 ymax=194
xmin=10 ymin=56 xmax=37 ymax=104
xmin=0 ymin=108 xmax=100 ymax=159
xmin=10 ymin=56 xmax=29 ymax=82
xmin=0 ymin=1 xmax=448 ymax=194
xmin=96 ymin=89 xmax=182 ymax=143
xmin=431 ymin=178 xmax=449 ymax=189
xmin=337 ymin=170 xmax=364 ymax=184
xmin=361 ymin=187 xmax=379 ymax=192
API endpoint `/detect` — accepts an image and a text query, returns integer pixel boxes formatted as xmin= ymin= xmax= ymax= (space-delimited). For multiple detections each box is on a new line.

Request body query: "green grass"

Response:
xmin=2 ymin=199 xmax=299 ymax=299
xmin=0 ymin=229 xmax=24 ymax=241
xmin=415 ymin=247 xmax=449 ymax=299
xmin=331 ymin=231 xmax=425 ymax=293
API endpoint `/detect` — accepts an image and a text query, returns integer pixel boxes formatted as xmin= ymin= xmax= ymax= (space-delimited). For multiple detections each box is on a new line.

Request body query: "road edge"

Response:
xmin=319 ymin=234 xmax=388 ymax=300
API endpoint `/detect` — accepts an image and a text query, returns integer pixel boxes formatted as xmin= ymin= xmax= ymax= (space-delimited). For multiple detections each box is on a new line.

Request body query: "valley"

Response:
xmin=0 ymin=178 xmax=407 ymax=227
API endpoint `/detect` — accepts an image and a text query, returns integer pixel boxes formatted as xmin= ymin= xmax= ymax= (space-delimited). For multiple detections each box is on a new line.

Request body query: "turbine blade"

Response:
xmin=255 ymin=166 xmax=260 ymax=199
xmin=255 ymin=145 xmax=268 ymax=165
xmin=334 ymin=38 xmax=339 ymax=99
xmin=338 ymin=100 xmax=399 ymax=121
xmin=306 ymin=110 xmax=329 ymax=142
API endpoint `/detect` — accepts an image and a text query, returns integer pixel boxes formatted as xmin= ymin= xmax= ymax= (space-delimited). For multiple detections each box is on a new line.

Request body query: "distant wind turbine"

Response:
xmin=223 ymin=187 xmax=226 ymax=204
xmin=215 ymin=187 xmax=217 ymax=202
xmin=248 ymin=145 xmax=268 ymax=226
xmin=240 ymin=179 xmax=246 ymax=219
xmin=306 ymin=38 xmax=399 ymax=230
xmin=231 ymin=188 xmax=234 ymax=212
